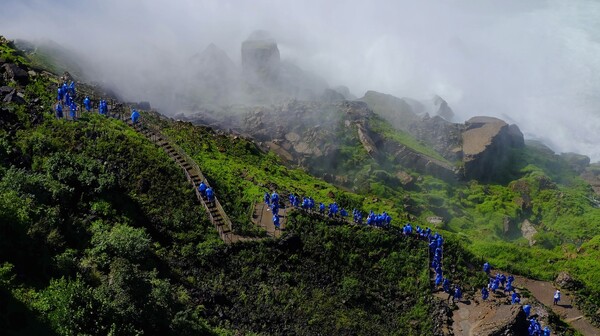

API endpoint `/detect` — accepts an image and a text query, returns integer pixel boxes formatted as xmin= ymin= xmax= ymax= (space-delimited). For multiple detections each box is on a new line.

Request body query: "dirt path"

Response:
xmin=513 ymin=275 xmax=599 ymax=336
xmin=439 ymin=275 xmax=600 ymax=336
xmin=252 ymin=202 xmax=288 ymax=238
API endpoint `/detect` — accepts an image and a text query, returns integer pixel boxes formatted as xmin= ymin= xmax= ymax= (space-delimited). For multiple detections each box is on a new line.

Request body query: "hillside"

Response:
xmin=0 ymin=36 xmax=457 ymax=335
xmin=3 ymin=34 xmax=600 ymax=335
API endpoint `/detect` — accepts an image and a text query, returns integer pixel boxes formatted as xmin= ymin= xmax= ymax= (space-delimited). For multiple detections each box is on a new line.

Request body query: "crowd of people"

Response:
xmin=481 ymin=262 xmax=555 ymax=335
xmin=261 ymin=191 xmax=559 ymax=335
xmin=54 ymin=80 xmax=140 ymax=123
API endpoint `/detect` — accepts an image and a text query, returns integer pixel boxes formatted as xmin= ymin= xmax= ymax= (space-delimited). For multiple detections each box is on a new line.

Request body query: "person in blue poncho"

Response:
xmin=273 ymin=214 xmax=280 ymax=229
xmin=131 ymin=109 xmax=140 ymax=124
xmin=64 ymin=91 xmax=72 ymax=106
xmin=553 ymin=290 xmax=561 ymax=305
xmin=543 ymin=326 xmax=551 ymax=336
xmin=340 ymin=208 xmax=348 ymax=217
xmin=99 ymin=100 xmax=107 ymax=115
xmin=55 ymin=103 xmax=63 ymax=118
xmin=483 ymin=262 xmax=491 ymax=275
xmin=435 ymin=273 xmax=443 ymax=287
xmin=198 ymin=181 xmax=207 ymax=197
xmin=205 ymin=187 xmax=214 ymax=202
xmin=264 ymin=192 xmax=270 ymax=206
xmin=523 ymin=304 xmax=531 ymax=317
xmin=69 ymin=102 xmax=77 ymax=120
xmin=271 ymin=192 xmax=279 ymax=205
xmin=68 ymin=81 xmax=75 ymax=95
xmin=454 ymin=286 xmax=462 ymax=302
xmin=481 ymin=287 xmax=489 ymax=300
xmin=83 ymin=96 xmax=91 ymax=112
xmin=442 ymin=278 xmax=451 ymax=294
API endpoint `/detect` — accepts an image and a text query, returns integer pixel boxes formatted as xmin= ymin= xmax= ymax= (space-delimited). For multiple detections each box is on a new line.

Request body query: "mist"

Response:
xmin=1 ymin=0 xmax=600 ymax=161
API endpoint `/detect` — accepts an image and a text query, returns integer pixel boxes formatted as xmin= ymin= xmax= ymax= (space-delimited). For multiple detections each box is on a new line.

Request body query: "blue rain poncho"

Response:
xmin=205 ymin=187 xmax=214 ymax=202
xmin=131 ymin=110 xmax=140 ymax=123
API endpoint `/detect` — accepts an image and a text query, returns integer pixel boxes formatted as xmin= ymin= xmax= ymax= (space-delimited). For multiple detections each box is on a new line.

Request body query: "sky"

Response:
xmin=1 ymin=0 xmax=600 ymax=161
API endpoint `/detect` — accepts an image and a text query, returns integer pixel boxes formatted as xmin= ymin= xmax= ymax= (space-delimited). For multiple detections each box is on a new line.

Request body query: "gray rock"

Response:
xmin=0 ymin=86 xmax=13 ymax=96
xmin=521 ymin=219 xmax=537 ymax=246
xmin=2 ymin=63 xmax=29 ymax=85
xmin=555 ymin=271 xmax=580 ymax=290
xmin=2 ymin=90 xmax=26 ymax=104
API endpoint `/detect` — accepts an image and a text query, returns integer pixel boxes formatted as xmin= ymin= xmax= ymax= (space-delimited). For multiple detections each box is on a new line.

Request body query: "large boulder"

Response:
xmin=470 ymin=304 xmax=529 ymax=335
xmin=555 ymin=272 xmax=581 ymax=290
xmin=461 ymin=116 xmax=524 ymax=182
xmin=2 ymin=63 xmax=29 ymax=85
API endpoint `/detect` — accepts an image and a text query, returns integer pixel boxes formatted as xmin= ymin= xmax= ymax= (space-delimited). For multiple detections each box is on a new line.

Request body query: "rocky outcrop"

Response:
xmin=358 ymin=90 xmax=421 ymax=131
xmin=187 ymin=43 xmax=239 ymax=105
xmin=332 ymin=86 xmax=356 ymax=100
xmin=555 ymin=272 xmax=581 ymax=290
xmin=461 ymin=116 xmax=524 ymax=182
xmin=359 ymin=91 xmax=463 ymax=162
xmin=2 ymin=89 xmax=25 ymax=105
xmin=521 ymin=219 xmax=537 ymax=246
xmin=319 ymin=88 xmax=346 ymax=103
xmin=581 ymin=163 xmax=600 ymax=195
xmin=382 ymin=140 xmax=456 ymax=182
xmin=560 ymin=152 xmax=591 ymax=174
xmin=356 ymin=124 xmax=379 ymax=157
xmin=432 ymin=95 xmax=454 ymax=121
xmin=2 ymin=63 xmax=29 ymax=85
xmin=241 ymin=31 xmax=280 ymax=84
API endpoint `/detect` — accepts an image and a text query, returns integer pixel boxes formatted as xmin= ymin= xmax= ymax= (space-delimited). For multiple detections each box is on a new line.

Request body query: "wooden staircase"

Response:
xmin=127 ymin=120 xmax=250 ymax=244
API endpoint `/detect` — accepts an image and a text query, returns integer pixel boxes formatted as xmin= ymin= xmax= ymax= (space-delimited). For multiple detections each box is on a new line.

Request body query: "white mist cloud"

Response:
xmin=1 ymin=0 xmax=600 ymax=160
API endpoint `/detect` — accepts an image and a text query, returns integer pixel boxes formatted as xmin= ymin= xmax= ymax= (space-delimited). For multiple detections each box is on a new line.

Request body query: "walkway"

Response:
xmin=251 ymin=202 xmax=287 ymax=238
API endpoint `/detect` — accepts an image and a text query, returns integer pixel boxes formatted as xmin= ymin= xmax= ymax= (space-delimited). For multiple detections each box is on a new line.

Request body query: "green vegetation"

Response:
xmin=368 ymin=116 xmax=449 ymax=163
xmin=4 ymin=34 xmax=600 ymax=333
xmin=0 ymin=39 xmax=448 ymax=335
